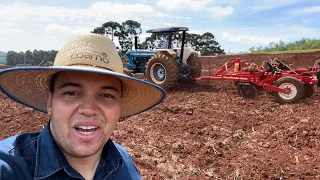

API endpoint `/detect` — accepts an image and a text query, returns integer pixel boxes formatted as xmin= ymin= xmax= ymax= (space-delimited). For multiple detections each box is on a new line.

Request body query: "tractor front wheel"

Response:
xmin=273 ymin=77 xmax=305 ymax=104
xmin=145 ymin=54 xmax=179 ymax=90
xmin=123 ymin=68 xmax=132 ymax=77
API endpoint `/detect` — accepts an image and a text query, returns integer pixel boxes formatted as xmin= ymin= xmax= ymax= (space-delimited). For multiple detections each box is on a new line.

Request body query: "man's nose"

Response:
xmin=78 ymin=96 xmax=100 ymax=116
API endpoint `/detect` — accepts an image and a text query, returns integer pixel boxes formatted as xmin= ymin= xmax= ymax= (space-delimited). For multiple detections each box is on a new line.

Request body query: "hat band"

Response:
xmin=67 ymin=63 xmax=115 ymax=72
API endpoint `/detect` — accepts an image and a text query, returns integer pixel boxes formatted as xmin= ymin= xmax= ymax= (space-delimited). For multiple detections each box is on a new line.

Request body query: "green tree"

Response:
xmin=186 ymin=33 xmax=202 ymax=51
xmin=248 ymin=38 xmax=320 ymax=53
xmin=122 ymin=20 xmax=142 ymax=50
xmin=48 ymin=50 xmax=58 ymax=64
xmin=138 ymin=33 xmax=166 ymax=50
xmin=33 ymin=50 xmax=43 ymax=65
xmin=6 ymin=51 xmax=17 ymax=65
xmin=199 ymin=32 xmax=225 ymax=55
xmin=102 ymin=21 xmax=122 ymax=41
xmin=91 ymin=26 xmax=105 ymax=35
xmin=249 ymin=47 xmax=256 ymax=53
xmin=150 ymin=33 xmax=168 ymax=49
xmin=117 ymin=26 xmax=131 ymax=54
xmin=25 ymin=50 xmax=34 ymax=65
xmin=16 ymin=52 xmax=25 ymax=65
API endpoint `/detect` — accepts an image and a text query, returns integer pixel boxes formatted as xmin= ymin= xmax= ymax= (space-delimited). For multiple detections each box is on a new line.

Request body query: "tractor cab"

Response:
xmin=124 ymin=26 xmax=202 ymax=90
xmin=146 ymin=26 xmax=195 ymax=66
xmin=144 ymin=26 xmax=201 ymax=89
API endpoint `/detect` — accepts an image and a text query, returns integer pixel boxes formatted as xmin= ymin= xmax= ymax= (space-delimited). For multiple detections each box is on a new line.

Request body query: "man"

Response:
xmin=0 ymin=33 xmax=166 ymax=179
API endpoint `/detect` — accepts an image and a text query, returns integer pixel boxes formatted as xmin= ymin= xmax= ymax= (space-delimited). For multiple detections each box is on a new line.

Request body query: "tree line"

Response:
xmin=248 ymin=38 xmax=320 ymax=53
xmin=91 ymin=20 xmax=225 ymax=56
xmin=6 ymin=50 xmax=58 ymax=66
xmin=4 ymin=19 xmax=226 ymax=66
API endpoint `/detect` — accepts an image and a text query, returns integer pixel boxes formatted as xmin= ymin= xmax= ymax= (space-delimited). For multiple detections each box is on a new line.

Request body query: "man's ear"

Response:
xmin=44 ymin=90 xmax=53 ymax=116
xmin=120 ymin=97 xmax=124 ymax=108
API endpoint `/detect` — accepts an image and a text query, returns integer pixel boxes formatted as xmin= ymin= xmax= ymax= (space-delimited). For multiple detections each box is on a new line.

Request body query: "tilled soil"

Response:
xmin=1 ymin=51 xmax=320 ymax=179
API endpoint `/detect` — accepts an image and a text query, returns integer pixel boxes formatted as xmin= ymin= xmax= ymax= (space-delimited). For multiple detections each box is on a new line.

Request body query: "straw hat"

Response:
xmin=0 ymin=33 xmax=166 ymax=118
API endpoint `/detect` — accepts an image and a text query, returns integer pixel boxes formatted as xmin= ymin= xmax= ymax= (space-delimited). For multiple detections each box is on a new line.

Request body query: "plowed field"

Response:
xmin=1 ymin=51 xmax=320 ymax=179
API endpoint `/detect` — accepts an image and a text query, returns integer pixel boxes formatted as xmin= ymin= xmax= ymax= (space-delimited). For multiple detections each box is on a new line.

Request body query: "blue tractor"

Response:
xmin=124 ymin=26 xmax=202 ymax=90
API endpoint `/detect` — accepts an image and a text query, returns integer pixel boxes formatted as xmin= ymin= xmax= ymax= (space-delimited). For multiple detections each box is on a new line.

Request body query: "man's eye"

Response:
xmin=101 ymin=93 xmax=115 ymax=99
xmin=63 ymin=91 xmax=77 ymax=96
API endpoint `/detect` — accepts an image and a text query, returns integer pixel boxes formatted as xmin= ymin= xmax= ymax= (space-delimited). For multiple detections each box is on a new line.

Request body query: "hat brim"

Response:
xmin=0 ymin=66 xmax=166 ymax=119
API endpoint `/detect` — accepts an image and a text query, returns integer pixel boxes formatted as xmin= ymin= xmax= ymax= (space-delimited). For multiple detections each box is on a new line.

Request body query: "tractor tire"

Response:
xmin=123 ymin=68 xmax=132 ymax=77
xmin=146 ymin=54 xmax=179 ymax=90
xmin=187 ymin=53 xmax=202 ymax=79
xmin=237 ymin=84 xmax=258 ymax=99
xmin=302 ymin=84 xmax=315 ymax=99
xmin=272 ymin=77 xmax=305 ymax=104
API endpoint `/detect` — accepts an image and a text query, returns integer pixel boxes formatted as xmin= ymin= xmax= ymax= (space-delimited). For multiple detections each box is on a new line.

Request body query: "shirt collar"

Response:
xmin=34 ymin=121 xmax=123 ymax=179
xmin=99 ymin=139 xmax=124 ymax=173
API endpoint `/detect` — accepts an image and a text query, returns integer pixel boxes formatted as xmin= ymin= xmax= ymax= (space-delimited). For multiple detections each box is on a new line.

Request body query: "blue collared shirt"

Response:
xmin=0 ymin=121 xmax=141 ymax=180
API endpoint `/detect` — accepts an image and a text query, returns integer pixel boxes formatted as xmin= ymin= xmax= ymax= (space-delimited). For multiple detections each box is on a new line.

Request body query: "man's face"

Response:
xmin=45 ymin=71 xmax=123 ymax=158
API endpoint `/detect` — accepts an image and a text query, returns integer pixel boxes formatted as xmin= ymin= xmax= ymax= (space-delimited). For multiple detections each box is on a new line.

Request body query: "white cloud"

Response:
xmin=251 ymin=0 xmax=308 ymax=12
xmin=0 ymin=21 xmax=15 ymax=29
xmin=88 ymin=2 xmax=157 ymax=17
xmin=156 ymin=0 xmax=235 ymax=18
xmin=211 ymin=0 xmax=240 ymax=5
xmin=156 ymin=0 xmax=212 ymax=11
xmin=0 ymin=2 xmax=171 ymax=28
xmin=207 ymin=6 xmax=235 ymax=17
xmin=0 ymin=28 xmax=24 ymax=34
xmin=0 ymin=3 xmax=84 ymax=23
xmin=292 ymin=6 xmax=320 ymax=15
xmin=45 ymin=24 xmax=92 ymax=35
xmin=222 ymin=32 xmax=284 ymax=45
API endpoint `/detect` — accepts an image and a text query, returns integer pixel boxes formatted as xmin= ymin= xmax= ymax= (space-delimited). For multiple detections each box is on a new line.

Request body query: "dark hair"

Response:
xmin=49 ymin=73 xmax=59 ymax=93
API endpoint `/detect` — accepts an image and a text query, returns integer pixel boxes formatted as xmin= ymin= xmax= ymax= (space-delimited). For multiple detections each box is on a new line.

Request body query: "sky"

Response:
xmin=0 ymin=0 xmax=319 ymax=53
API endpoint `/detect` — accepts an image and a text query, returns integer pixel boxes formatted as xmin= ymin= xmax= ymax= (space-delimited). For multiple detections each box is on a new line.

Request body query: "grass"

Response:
xmin=250 ymin=48 xmax=320 ymax=54
xmin=0 ymin=54 xmax=6 ymax=65
xmin=226 ymin=48 xmax=320 ymax=55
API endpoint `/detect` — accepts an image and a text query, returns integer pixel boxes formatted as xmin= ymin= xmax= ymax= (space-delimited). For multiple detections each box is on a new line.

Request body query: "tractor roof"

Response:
xmin=146 ymin=26 xmax=189 ymax=33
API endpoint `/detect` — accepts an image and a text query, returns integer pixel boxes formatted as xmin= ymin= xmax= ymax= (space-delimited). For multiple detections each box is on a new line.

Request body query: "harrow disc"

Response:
xmin=237 ymin=84 xmax=258 ymax=99
xmin=302 ymin=84 xmax=315 ymax=99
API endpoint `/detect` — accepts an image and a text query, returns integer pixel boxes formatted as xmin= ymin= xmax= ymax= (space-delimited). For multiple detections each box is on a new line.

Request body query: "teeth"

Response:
xmin=79 ymin=131 xmax=94 ymax=135
xmin=77 ymin=126 xmax=97 ymax=129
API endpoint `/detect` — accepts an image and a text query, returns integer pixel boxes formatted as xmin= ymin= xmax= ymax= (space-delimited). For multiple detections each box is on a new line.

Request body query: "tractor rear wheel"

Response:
xmin=302 ymin=84 xmax=315 ymax=99
xmin=123 ymin=68 xmax=132 ymax=77
xmin=146 ymin=54 xmax=179 ymax=90
xmin=273 ymin=77 xmax=305 ymax=104
xmin=187 ymin=53 xmax=202 ymax=79
xmin=237 ymin=83 xmax=258 ymax=99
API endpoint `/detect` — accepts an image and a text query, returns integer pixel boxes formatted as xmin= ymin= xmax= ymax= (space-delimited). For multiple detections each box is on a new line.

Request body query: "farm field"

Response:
xmin=0 ymin=51 xmax=320 ymax=179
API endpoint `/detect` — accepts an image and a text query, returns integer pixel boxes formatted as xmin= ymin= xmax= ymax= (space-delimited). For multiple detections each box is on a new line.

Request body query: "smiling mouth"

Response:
xmin=75 ymin=126 xmax=98 ymax=135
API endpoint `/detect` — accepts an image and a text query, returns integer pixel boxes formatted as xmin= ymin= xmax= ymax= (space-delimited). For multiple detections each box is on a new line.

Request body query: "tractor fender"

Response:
xmin=173 ymin=47 xmax=196 ymax=65
xmin=155 ymin=49 xmax=177 ymax=59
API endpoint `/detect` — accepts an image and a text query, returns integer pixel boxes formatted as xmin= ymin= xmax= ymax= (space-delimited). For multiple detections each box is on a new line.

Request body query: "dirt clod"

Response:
xmin=1 ymin=51 xmax=320 ymax=179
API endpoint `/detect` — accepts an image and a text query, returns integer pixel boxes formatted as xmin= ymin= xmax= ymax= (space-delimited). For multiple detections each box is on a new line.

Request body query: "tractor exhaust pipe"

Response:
xmin=180 ymin=31 xmax=186 ymax=65
xmin=135 ymin=36 xmax=138 ymax=50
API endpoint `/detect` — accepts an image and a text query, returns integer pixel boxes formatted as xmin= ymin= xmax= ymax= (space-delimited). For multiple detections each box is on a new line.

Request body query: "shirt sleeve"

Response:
xmin=0 ymin=159 xmax=13 ymax=180
xmin=0 ymin=136 xmax=34 ymax=180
